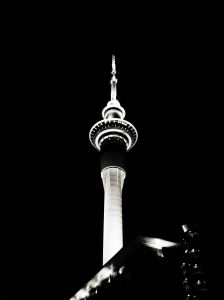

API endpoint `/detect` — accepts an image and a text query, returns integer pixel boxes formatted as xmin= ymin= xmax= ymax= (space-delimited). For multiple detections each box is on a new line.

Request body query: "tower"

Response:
xmin=89 ymin=55 xmax=138 ymax=264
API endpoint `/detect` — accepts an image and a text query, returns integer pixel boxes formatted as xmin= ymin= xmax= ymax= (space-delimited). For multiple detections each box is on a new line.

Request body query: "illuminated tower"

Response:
xmin=70 ymin=56 xmax=181 ymax=300
xmin=89 ymin=55 xmax=138 ymax=264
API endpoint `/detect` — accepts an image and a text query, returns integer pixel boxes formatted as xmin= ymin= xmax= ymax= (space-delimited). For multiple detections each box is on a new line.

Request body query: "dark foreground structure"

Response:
xmin=71 ymin=236 xmax=182 ymax=300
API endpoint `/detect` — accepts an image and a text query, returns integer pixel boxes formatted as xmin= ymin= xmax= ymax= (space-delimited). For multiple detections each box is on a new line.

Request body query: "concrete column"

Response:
xmin=101 ymin=167 xmax=126 ymax=264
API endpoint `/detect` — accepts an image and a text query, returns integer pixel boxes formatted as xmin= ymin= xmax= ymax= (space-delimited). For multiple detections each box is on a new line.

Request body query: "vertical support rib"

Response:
xmin=101 ymin=167 xmax=126 ymax=264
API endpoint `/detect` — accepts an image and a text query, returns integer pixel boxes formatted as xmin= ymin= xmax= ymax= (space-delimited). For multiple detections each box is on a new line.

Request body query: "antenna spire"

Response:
xmin=112 ymin=54 xmax=116 ymax=76
xmin=110 ymin=55 xmax=117 ymax=101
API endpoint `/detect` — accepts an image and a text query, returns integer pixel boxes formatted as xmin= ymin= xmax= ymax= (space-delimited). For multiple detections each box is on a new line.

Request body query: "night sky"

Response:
xmin=2 ymin=6 xmax=223 ymax=299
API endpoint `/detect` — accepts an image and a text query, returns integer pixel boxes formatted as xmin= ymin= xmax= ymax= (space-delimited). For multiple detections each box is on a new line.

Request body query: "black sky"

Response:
xmin=2 ymin=5 xmax=223 ymax=299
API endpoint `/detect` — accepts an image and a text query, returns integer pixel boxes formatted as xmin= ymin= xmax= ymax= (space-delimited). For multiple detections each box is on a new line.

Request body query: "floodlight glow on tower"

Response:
xmin=89 ymin=55 xmax=138 ymax=264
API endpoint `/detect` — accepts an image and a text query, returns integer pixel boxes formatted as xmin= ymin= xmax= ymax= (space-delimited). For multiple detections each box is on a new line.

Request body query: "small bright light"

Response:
xmin=118 ymin=266 xmax=125 ymax=274
xmin=182 ymin=224 xmax=189 ymax=232
xmin=156 ymin=249 xmax=164 ymax=257
xmin=197 ymin=279 xmax=202 ymax=285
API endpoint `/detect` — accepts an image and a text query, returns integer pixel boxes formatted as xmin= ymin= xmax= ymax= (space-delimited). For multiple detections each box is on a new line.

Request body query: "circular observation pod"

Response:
xmin=89 ymin=118 xmax=138 ymax=152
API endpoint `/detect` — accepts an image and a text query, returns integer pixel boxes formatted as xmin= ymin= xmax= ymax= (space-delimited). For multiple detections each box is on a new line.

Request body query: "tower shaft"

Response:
xmin=101 ymin=167 xmax=125 ymax=264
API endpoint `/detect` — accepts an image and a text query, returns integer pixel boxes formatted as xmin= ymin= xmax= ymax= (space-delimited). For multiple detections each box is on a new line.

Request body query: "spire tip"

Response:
xmin=112 ymin=54 xmax=116 ymax=75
